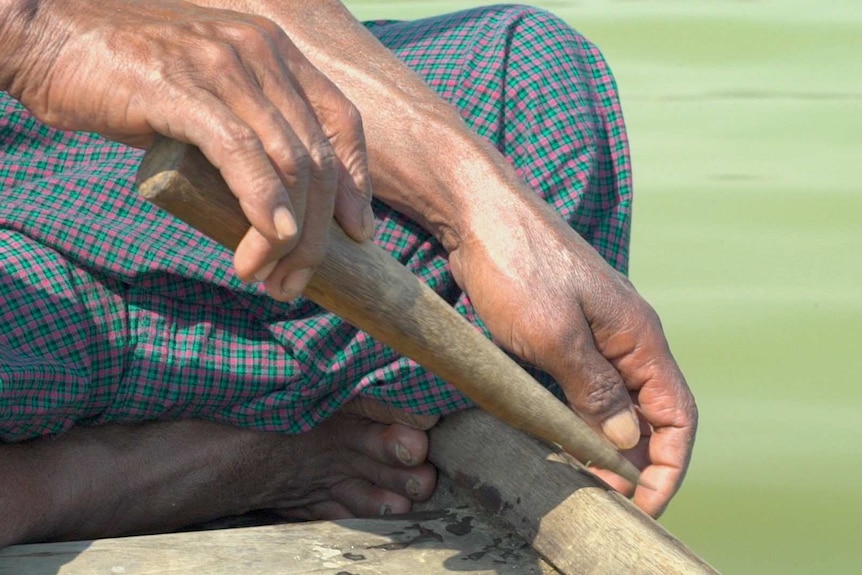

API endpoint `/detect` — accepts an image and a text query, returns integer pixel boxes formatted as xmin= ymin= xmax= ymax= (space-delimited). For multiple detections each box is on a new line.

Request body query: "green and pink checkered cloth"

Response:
xmin=0 ymin=6 xmax=632 ymax=442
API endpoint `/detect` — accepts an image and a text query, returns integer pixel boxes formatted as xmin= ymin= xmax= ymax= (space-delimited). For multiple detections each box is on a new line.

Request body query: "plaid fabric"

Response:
xmin=0 ymin=5 xmax=632 ymax=441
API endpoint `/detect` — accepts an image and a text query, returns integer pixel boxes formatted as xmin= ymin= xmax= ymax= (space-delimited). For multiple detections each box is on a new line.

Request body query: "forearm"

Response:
xmin=283 ymin=3 xmax=507 ymax=251
xmin=199 ymin=0 xmax=538 ymax=254
xmin=0 ymin=421 xmax=273 ymax=546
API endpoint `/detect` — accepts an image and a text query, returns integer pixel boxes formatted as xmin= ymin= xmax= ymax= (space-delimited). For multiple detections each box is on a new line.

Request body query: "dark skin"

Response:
xmin=0 ymin=0 xmax=697 ymax=545
xmin=0 ymin=400 xmax=438 ymax=546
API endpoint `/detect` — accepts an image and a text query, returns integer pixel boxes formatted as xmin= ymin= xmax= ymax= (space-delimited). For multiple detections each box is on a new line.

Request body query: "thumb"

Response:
xmin=555 ymin=337 xmax=640 ymax=450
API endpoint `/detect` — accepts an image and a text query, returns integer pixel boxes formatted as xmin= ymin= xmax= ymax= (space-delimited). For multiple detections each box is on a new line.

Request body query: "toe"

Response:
xmin=339 ymin=443 xmax=437 ymax=503
xmin=329 ymin=477 xmax=414 ymax=517
xmin=403 ymin=466 xmax=437 ymax=501
xmin=367 ymin=462 xmax=437 ymax=502
xmin=348 ymin=420 xmax=430 ymax=469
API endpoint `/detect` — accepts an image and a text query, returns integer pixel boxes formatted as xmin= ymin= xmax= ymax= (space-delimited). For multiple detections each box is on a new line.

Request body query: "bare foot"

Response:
xmin=0 ymin=402 xmax=438 ymax=546
xmin=258 ymin=401 xmax=438 ymax=520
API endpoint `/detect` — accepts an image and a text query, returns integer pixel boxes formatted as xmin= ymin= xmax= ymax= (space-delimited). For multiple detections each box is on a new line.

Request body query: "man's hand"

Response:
xmin=181 ymin=0 xmax=697 ymax=517
xmin=449 ymin=194 xmax=698 ymax=518
xmin=1 ymin=0 xmax=374 ymax=298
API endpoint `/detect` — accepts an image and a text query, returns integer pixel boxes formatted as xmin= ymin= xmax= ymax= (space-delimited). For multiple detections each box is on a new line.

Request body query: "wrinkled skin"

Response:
xmin=448 ymin=195 xmax=697 ymax=514
xmin=3 ymin=0 xmax=375 ymax=298
xmin=0 ymin=0 xmax=697 ymax=545
xmin=0 ymin=399 xmax=438 ymax=546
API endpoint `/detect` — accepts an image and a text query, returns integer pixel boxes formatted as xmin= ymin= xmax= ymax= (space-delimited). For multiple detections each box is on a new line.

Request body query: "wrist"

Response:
xmin=369 ymin=112 xmax=538 ymax=255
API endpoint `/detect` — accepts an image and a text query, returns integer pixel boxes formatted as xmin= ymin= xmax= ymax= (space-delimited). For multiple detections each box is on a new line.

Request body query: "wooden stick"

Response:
xmin=135 ymin=137 xmax=640 ymax=485
xmin=429 ymin=410 xmax=719 ymax=575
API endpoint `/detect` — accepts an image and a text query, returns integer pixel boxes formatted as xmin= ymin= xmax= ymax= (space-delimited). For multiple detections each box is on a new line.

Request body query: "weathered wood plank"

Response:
xmin=428 ymin=410 xmax=720 ymax=575
xmin=0 ymin=508 xmax=556 ymax=575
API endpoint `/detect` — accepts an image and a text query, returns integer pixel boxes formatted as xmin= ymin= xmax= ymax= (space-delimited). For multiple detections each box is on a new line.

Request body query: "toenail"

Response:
xmin=379 ymin=504 xmax=393 ymax=516
xmin=406 ymin=477 xmax=422 ymax=499
xmin=395 ymin=442 xmax=414 ymax=465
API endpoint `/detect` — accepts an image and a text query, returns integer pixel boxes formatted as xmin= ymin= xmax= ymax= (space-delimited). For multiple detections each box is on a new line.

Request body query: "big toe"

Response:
xmin=302 ymin=415 xmax=437 ymax=517
xmin=349 ymin=420 xmax=438 ymax=501
xmin=330 ymin=473 xmax=433 ymax=517
xmin=351 ymin=420 xmax=431 ymax=469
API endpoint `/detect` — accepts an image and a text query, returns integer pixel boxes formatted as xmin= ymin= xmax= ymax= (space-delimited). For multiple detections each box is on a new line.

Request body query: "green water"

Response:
xmin=344 ymin=2 xmax=862 ymax=572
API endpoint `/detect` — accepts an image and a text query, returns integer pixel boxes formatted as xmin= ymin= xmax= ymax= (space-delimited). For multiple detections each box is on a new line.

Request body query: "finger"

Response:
xmin=286 ymin=51 xmax=375 ymax=242
xmin=229 ymin=26 xmax=345 ymax=291
xmin=257 ymin=236 xmax=325 ymax=301
xmin=632 ymin=370 xmax=698 ymax=517
xmin=587 ymin=293 xmax=698 ymax=515
xmin=259 ymin=141 xmax=336 ymax=300
xmin=161 ymin=17 xmax=335 ymax=283
xmin=234 ymin=221 xmax=320 ymax=301
xmin=218 ymin=70 xmax=323 ymax=281
xmin=147 ymin=50 xmax=305 ymax=275
xmin=589 ymin=434 xmax=650 ymax=497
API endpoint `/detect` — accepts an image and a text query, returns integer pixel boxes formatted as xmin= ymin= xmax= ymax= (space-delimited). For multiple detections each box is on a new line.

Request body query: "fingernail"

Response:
xmin=280 ymin=267 xmax=314 ymax=300
xmin=395 ymin=442 xmax=414 ymax=466
xmin=406 ymin=477 xmax=422 ymax=499
xmin=361 ymin=205 xmax=376 ymax=240
xmin=273 ymin=205 xmax=297 ymax=241
xmin=379 ymin=504 xmax=392 ymax=516
xmin=602 ymin=410 xmax=640 ymax=450
xmin=254 ymin=261 xmax=278 ymax=282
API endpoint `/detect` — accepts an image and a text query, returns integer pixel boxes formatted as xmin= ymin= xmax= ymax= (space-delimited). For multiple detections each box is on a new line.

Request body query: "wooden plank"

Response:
xmin=0 ymin=508 xmax=557 ymax=575
xmin=428 ymin=410 xmax=720 ymax=575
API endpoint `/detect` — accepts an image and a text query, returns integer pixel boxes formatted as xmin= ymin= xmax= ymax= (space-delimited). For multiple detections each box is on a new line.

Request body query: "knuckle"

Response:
xmin=290 ymin=138 xmax=338 ymax=195
xmin=226 ymin=19 xmax=271 ymax=51
xmin=244 ymin=14 xmax=282 ymax=38
xmin=683 ymin=392 xmax=700 ymax=430
xmin=636 ymin=299 xmax=668 ymax=341
xmin=268 ymin=138 xmax=312 ymax=190
xmin=199 ymin=16 xmax=280 ymax=69
xmin=217 ymin=124 xmax=260 ymax=158
xmin=580 ymin=370 xmax=623 ymax=416
xmin=198 ymin=39 xmax=241 ymax=71
xmin=340 ymin=101 xmax=364 ymax=133
xmin=254 ymin=17 xmax=285 ymax=43
xmin=309 ymin=139 xmax=339 ymax=176
xmin=264 ymin=122 xmax=306 ymax=164
xmin=288 ymin=146 xmax=313 ymax=180
xmin=633 ymin=295 xmax=661 ymax=326
xmin=328 ymin=100 xmax=365 ymax=144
